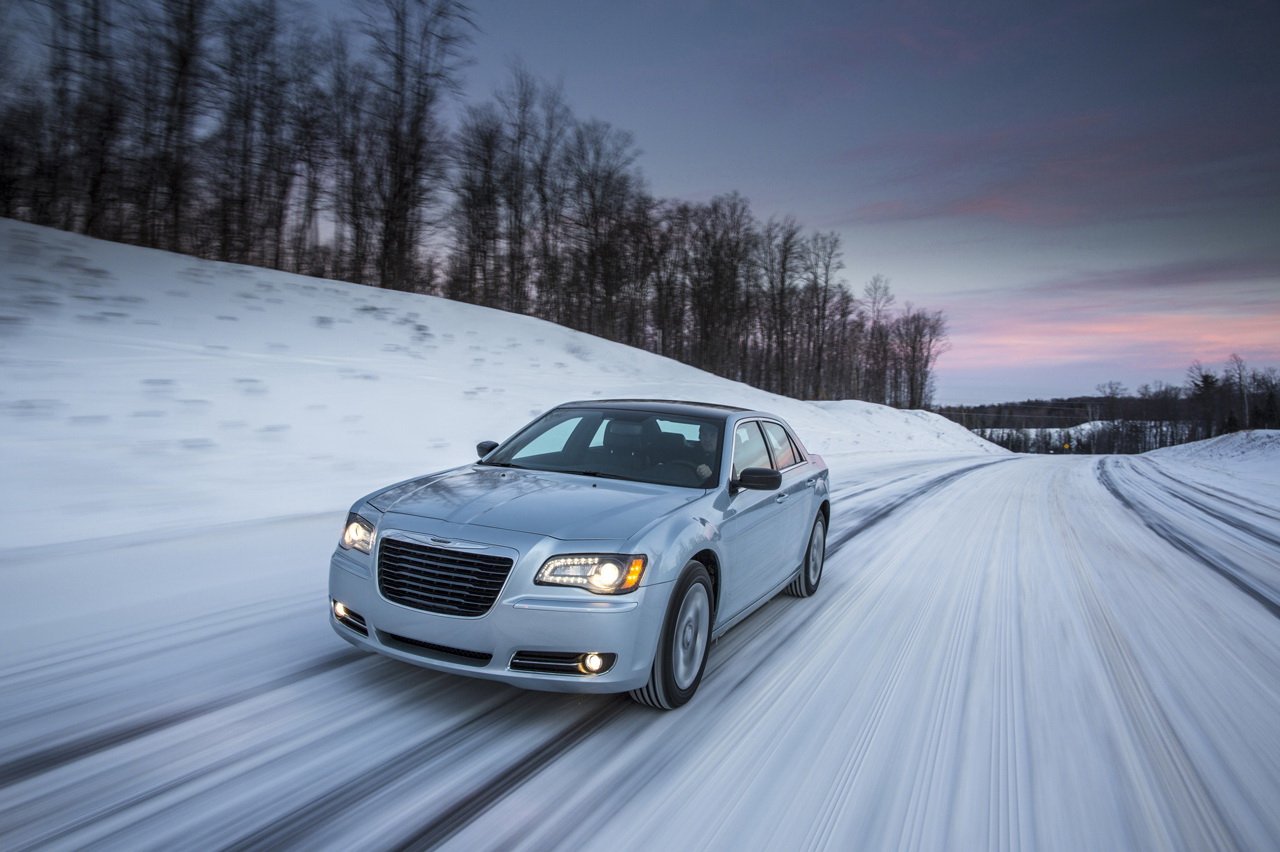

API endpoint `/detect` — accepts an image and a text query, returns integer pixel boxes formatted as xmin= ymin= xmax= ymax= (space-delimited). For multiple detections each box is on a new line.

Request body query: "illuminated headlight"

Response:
xmin=536 ymin=554 xmax=647 ymax=594
xmin=340 ymin=513 xmax=376 ymax=553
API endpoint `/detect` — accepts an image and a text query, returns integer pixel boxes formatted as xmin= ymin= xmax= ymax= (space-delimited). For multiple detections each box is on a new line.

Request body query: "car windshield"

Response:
xmin=482 ymin=408 xmax=723 ymax=488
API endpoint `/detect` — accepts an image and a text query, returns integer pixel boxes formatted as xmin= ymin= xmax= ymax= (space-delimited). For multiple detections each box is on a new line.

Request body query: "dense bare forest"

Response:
xmin=938 ymin=356 xmax=1280 ymax=453
xmin=0 ymin=0 xmax=948 ymax=405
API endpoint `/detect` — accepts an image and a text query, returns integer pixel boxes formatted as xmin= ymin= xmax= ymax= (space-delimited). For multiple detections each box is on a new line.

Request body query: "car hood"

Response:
xmin=369 ymin=466 xmax=702 ymax=540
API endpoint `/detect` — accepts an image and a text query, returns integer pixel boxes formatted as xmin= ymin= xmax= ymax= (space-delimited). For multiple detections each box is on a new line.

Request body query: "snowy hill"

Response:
xmin=0 ymin=219 xmax=1001 ymax=547
xmin=1148 ymin=429 xmax=1280 ymax=467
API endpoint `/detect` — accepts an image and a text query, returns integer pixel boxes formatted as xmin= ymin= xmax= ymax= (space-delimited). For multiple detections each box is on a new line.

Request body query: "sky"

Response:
xmin=451 ymin=0 xmax=1280 ymax=404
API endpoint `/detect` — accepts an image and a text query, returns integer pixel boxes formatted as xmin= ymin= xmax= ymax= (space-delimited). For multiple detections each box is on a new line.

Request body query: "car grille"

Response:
xmin=378 ymin=537 xmax=514 ymax=617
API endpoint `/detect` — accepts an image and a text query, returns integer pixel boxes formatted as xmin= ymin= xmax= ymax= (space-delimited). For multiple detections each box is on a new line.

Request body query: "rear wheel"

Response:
xmin=629 ymin=561 xmax=712 ymax=709
xmin=786 ymin=514 xmax=825 ymax=597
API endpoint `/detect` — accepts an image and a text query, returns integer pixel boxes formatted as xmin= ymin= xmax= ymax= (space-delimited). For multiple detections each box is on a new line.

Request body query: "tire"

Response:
xmin=786 ymin=514 xmax=826 ymax=598
xmin=629 ymin=561 xmax=713 ymax=710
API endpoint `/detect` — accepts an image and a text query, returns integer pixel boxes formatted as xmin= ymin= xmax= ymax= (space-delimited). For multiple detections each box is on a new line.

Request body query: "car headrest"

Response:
xmin=603 ymin=419 xmax=644 ymax=450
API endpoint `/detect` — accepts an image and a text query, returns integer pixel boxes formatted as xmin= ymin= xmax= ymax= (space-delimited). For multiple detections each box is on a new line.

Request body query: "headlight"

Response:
xmin=340 ymin=513 xmax=376 ymax=553
xmin=536 ymin=554 xmax=647 ymax=594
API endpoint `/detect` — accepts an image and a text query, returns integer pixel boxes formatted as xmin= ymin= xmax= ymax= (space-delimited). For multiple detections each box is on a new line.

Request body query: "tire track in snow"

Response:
xmin=980 ymin=493 xmax=1032 ymax=852
xmin=220 ymin=694 xmax=529 ymax=852
xmin=1144 ymin=460 xmax=1280 ymax=524
xmin=392 ymin=699 xmax=629 ymax=851
xmin=1096 ymin=458 xmax=1280 ymax=619
xmin=0 ymin=595 xmax=315 ymax=711
xmin=1131 ymin=459 xmax=1280 ymax=548
xmin=803 ymin=463 xmax=1018 ymax=850
xmin=0 ymin=648 xmax=367 ymax=789
xmin=712 ymin=460 xmax=1009 ymax=704
xmin=898 ymin=534 xmax=988 ymax=851
xmin=7 ymin=664 xmax=432 ymax=851
xmin=827 ymin=459 xmax=1013 ymax=557
xmin=827 ymin=467 xmax=933 ymax=506
xmin=1056 ymin=479 xmax=1242 ymax=852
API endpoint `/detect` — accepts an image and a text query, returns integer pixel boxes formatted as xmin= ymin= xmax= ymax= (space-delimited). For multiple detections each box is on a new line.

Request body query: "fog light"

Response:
xmin=333 ymin=601 xmax=349 ymax=619
xmin=582 ymin=652 xmax=605 ymax=673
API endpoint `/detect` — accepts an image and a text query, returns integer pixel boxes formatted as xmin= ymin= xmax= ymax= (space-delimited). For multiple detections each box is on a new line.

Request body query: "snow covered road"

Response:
xmin=4 ymin=452 xmax=1279 ymax=851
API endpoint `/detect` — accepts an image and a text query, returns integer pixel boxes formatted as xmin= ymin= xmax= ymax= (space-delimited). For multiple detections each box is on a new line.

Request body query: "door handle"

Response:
xmin=805 ymin=478 xmax=816 ymax=487
xmin=775 ymin=493 xmax=789 ymax=503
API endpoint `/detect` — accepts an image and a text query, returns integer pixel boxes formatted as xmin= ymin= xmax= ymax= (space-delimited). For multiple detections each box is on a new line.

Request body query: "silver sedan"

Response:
xmin=328 ymin=399 xmax=830 ymax=708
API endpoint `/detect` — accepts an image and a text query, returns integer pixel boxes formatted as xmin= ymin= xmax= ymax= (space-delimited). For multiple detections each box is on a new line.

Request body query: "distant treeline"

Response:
xmin=0 ymin=0 xmax=947 ymax=406
xmin=938 ymin=357 xmax=1280 ymax=453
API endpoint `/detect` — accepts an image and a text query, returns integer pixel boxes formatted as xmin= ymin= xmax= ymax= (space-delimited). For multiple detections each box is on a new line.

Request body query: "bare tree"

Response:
xmin=1227 ymin=353 xmax=1249 ymax=429
xmin=496 ymin=65 xmax=536 ymax=314
xmin=862 ymin=275 xmax=895 ymax=404
xmin=895 ymin=306 xmax=948 ymax=409
xmin=156 ymin=0 xmax=211 ymax=252
xmin=801 ymin=230 xmax=843 ymax=399
xmin=686 ymin=193 xmax=755 ymax=378
xmin=324 ymin=29 xmax=375 ymax=283
xmin=449 ymin=102 xmax=502 ymax=304
xmin=73 ymin=0 xmax=125 ymax=237
xmin=362 ymin=0 xmax=468 ymax=291
xmin=755 ymin=216 xmax=802 ymax=395
xmin=561 ymin=117 xmax=639 ymax=333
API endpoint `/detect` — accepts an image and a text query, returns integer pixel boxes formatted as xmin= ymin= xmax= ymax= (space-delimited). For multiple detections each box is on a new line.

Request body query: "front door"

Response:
xmin=718 ymin=421 xmax=790 ymax=620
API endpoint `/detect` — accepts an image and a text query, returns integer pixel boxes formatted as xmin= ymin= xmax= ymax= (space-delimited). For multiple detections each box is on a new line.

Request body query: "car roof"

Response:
xmin=556 ymin=398 xmax=757 ymax=421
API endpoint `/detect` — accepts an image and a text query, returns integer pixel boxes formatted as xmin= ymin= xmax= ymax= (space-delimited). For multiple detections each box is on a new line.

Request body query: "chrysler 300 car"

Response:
xmin=328 ymin=399 xmax=830 ymax=708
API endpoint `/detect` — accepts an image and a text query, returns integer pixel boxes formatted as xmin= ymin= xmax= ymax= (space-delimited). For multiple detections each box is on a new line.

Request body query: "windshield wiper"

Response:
xmin=478 ymin=460 xmax=527 ymax=469
xmin=574 ymin=470 xmax=633 ymax=481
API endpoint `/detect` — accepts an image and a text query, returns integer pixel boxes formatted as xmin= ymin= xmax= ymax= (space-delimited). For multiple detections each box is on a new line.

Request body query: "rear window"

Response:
xmin=761 ymin=421 xmax=801 ymax=469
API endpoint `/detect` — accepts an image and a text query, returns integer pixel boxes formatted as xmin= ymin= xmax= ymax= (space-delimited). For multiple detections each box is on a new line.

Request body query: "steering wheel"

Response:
xmin=656 ymin=459 xmax=712 ymax=485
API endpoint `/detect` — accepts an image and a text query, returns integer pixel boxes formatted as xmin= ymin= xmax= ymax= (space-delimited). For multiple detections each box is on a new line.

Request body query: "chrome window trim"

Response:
xmin=729 ymin=417 xmax=808 ymax=481
xmin=728 ymin=419 xmax=770 ymax=481
xmin=758 ymin=418 xmax=807 ymax=472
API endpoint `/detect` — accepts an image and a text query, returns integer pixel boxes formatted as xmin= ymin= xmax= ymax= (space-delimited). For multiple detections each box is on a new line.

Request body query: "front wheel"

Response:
xmin=786 ymin=514 xmax=826 ymax=598
xmin=629 ymin=561 xmax=713 ymax=710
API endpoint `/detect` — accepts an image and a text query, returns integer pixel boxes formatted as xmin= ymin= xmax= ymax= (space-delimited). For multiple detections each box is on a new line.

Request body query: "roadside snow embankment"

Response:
xmin=0 ymin=219 xmax=1001 ymax=549
xmin=1148 ymin=429 xmax=1280 ymax=467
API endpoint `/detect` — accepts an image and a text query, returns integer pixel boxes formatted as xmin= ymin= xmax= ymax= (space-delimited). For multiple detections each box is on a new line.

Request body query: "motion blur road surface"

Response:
xmin=4 ymin=453 xmax=1279 ymax=851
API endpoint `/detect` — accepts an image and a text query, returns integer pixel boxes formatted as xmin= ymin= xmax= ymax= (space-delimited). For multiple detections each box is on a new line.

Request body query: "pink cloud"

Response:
xmin=944 ymin=307 xmax=1280 ymax=372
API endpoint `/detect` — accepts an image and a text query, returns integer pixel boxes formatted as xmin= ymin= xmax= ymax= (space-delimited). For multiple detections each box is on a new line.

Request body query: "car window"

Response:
xmin=732 ymin=421 xmax=771 ymax=479
xmin=590 ymin=417 xmax=701 ymax=447
xmin=512 ymin=415 xmax=584 ymax=461
xmin=659 ymin=420 xmax=700 ymax=441
xmin=761 ymin=421 xmax=800 ymax=469
xmin=487 ymin=407 xmax=723 ymax=488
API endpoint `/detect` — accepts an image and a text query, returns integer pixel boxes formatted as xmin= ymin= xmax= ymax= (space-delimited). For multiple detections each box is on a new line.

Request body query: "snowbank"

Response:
xmin=0 ymin=219 xmax=1002 ymax=547
xmin=1147 ymin=429 xmax=1280 ymax=466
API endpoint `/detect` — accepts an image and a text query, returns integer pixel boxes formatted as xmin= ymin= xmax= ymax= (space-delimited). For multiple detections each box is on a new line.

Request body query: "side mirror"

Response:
xmin=733 ymin=467 xmax=781 ymax=492
xmin=476 ymin=440 xmax=499 ymax=459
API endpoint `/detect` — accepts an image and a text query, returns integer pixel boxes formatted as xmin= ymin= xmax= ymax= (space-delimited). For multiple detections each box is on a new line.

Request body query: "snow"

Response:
xmin=0 ymin=220 xmax=1001 ymax=551
xmin=3 ymin=219 xmax=1280 ymax=850
xmin=1150 ymin=429 xmax=1280 ymax=467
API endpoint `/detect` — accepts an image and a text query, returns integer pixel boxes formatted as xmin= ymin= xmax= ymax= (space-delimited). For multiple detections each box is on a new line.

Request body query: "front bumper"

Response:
xmin=329 ymin=548 xmax=669 ymax=693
